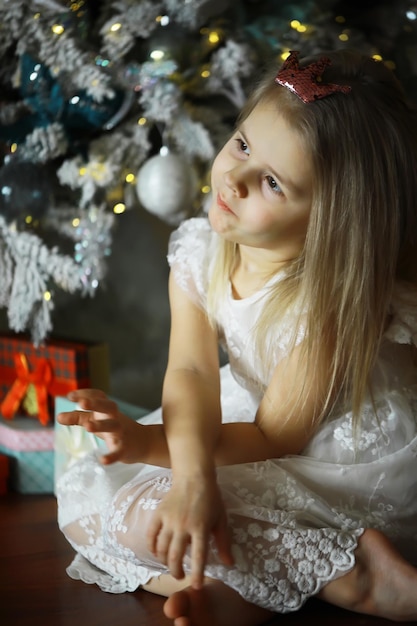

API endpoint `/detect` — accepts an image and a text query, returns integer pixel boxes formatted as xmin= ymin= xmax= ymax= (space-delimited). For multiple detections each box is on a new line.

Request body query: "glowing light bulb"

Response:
xmin=110 ymin=23 xmax=122 ymax=32
xmin=52 ymin=24 xmax=65 ymax=35
xmin=150 ymin=49 xmax=165 ymax=60
xmin=113 ymin=203 xmax=126 ymax=214
xmin=156 ymin=15 xmax=170 ymax=26
xmin=208 ymin=31 xmax=220 ymax=44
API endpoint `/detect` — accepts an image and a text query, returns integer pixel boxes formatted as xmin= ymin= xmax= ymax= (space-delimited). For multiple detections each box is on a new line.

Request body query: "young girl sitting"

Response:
xmin=56 ymin=48 xmax=417 ymax=626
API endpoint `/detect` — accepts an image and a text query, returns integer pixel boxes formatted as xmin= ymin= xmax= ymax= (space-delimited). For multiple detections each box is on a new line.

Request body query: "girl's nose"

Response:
xmin=224 ymin=168 xmax=248 ymax=198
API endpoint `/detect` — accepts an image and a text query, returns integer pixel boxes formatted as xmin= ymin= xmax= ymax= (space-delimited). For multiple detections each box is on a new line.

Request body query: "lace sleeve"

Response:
xmin=167 ymin=217 xmax=216 ymax=311
xmin=385 ymin=283 xmax=417 ymax=346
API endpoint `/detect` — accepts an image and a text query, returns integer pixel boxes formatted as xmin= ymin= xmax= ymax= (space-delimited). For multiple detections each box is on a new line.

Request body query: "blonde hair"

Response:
xmin=208 ymin=49 xmax=417 ymax=428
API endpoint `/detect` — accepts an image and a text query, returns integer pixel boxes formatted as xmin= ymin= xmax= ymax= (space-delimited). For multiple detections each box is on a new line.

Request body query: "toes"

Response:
xmin=163 ymin=590 xmax=191 ymax=620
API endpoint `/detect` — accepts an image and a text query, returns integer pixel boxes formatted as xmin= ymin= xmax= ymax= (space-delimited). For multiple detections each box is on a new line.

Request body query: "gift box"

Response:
xmin=54 ymin=396 xmax=148 ymax=491
xmin=0 ymin=334 xmax=109 ymax=426
xmin=0 ymin=453 xmax=9 ymax=494
xmin=0 ymin=415 xmax=54 ymax=493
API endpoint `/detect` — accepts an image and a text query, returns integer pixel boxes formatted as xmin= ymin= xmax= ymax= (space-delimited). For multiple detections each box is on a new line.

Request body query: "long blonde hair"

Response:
xmin=208 ymin=49 xmax=417 ymax=427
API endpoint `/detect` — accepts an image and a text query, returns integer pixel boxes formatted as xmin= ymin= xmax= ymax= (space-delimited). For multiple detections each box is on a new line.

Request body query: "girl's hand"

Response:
xmin=57 ymin=389 xmax=145 ymax=465
xmin=146 ymin=474 xmax=234 ymax=589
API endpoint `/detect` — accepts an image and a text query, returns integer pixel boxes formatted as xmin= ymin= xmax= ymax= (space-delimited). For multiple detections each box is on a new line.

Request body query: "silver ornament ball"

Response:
xmin=136 ymin=153 xmax=194 ymax=222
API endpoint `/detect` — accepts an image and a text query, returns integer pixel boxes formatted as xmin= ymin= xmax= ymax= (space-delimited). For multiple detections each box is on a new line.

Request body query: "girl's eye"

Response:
xmin=265 ymin=175 xmax=282 ymax=195
xmin=234 ymin=138 xmax=250 ymax=155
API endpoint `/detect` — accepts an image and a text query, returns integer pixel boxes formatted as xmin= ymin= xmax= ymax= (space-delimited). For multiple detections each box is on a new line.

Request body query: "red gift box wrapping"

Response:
xmin=0 ymin=334 xmax=109 ymax=425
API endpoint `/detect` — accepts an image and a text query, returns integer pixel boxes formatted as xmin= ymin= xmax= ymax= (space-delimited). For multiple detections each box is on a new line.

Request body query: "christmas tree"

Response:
xmin=0 ymin=0 xmax=416 ymax=346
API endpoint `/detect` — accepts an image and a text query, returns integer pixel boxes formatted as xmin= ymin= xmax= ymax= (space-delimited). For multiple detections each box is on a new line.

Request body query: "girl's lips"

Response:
xmin=217 ymin=193 xmax=234 ymax=214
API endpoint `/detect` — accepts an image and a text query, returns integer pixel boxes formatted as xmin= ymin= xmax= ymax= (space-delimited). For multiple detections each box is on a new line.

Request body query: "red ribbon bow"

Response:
xmin=1 ymin=353 xmax=52 ymax=426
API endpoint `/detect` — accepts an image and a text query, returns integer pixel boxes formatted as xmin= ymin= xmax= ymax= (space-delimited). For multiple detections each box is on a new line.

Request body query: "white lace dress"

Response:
xmin=57 ymin=217 xmax=417 ymax=613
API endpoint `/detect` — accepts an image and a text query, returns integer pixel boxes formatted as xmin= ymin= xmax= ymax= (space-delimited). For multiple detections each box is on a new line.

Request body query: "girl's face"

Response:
xmin=209 ymin=102 xmax=313 ymax=262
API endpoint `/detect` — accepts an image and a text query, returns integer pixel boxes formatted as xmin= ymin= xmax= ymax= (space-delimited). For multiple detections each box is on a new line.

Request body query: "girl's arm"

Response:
xmin=145 ymin=272 xmax=231 ymax=588
xmin=213 ymin=338 xmax=330 ymax=465
xmin=161 ymin=271 xmax=222 ymax=483
xmin=60 ymin=333 xmax=328 ymax=469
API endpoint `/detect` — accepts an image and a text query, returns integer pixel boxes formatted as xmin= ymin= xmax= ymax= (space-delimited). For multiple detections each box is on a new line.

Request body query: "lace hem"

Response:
xmin=64 ymin=527 xmax=363 ymax=610
xmin=66 ymin=550 xmax=163 ymax=594
xmin=205 ymin=527 xmax=363 ymax=613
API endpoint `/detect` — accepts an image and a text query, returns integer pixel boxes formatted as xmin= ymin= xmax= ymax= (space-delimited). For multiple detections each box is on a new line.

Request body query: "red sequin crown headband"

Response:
xmin=275 ymin=50 xmax=352 ymax=103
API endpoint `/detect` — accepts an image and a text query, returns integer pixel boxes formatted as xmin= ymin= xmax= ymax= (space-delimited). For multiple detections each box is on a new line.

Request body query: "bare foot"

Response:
xmin=163 ymin=580 xmax=274 ymax=626
xmin=319 ymin=528 xmax=417 ymax=622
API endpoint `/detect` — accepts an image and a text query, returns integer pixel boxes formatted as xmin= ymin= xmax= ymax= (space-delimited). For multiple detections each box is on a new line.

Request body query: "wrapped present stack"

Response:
xmin=0 ymin=334 xmax=109 ymax=494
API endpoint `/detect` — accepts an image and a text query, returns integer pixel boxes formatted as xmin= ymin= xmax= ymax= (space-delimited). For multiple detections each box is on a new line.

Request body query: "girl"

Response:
xmin=57 ymin=49 xmax=417 ymax=625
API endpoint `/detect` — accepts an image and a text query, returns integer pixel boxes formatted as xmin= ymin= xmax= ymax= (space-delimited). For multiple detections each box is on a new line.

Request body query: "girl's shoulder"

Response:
xmin=168 ymin=216 xmax=213 ymax=248
xmin=167 ymin=217 xmax=216 ymax=308
xmin=385 ymin=282 xmax=417 ymax=346
xmin=167 ymin=216 xmax=216 ymax=267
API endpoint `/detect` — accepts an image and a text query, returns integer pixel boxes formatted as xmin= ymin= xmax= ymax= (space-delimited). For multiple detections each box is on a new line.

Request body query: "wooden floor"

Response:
xmin=0 ymin=493 xmax=409 ymax=626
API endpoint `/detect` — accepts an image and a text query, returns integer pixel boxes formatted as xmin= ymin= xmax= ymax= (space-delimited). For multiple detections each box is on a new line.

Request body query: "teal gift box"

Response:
xmin=54 ymin=396 xmax=148 ymax=491
xmin=0 ymin=415 xmax=55 ymax=493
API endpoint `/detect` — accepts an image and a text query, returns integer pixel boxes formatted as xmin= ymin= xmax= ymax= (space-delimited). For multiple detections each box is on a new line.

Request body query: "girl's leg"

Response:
xmin=149 ymin=529 xmax=417 ymax=626
xmin=318 ymin=528 xmax=417 ymax=621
